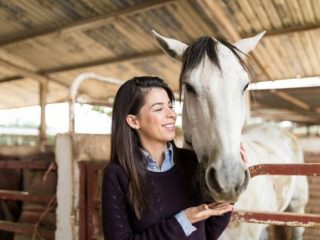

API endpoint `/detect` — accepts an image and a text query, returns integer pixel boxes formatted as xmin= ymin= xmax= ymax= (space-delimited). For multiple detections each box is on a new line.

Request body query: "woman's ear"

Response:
xmin=126 ymin=115 xmax=140 ymax=130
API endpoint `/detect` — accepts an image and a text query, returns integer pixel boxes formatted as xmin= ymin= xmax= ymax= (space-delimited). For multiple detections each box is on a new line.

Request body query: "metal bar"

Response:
xmin=249 ymin=163 xmax=320 ymax=178
xmin=232 ymin=210 xmax=320 ymax=228
xmin=0 ymin=161 xmax=56 ymax=170
xmin=0 ymin=220 xmax=54 ymax=239
xmin=0 ymin=190 xmax=53 ymax=203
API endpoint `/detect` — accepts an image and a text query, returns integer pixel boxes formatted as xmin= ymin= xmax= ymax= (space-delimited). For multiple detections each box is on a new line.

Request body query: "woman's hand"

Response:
xmin=183 ymin=202 xmax=234 ymax=224
xmin=240 ymin=143 xmax=248 ymax=164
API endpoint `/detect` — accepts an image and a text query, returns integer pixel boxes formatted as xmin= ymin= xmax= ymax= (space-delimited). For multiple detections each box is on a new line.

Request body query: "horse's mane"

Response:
xmin=179 ymin=36 xmax=252 ymax=99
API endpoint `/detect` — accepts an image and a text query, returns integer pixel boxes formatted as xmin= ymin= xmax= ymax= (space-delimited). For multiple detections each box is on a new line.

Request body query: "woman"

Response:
xmin=102 ymin=76 xmax=246 ymax=239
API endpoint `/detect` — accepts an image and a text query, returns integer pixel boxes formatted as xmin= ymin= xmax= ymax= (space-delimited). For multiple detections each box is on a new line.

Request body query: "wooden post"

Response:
xmin=39 ymin=80 xmax=47 ymax=151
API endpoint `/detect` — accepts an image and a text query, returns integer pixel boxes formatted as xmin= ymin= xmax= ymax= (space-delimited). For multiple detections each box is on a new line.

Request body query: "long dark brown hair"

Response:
xmin=109 ymin=76 xmax=174 ymax=219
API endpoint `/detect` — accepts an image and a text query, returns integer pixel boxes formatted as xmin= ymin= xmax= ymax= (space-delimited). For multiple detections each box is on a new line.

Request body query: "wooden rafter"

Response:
xmin=0 ymin=76 xmax=20 ymax=83
xmin=251 ymin=109 xmax=319 ymax=124
xmin=42 ymin=50 xmax=162 ymax=74
xmin=0 ymin=50 xmax=163 ymax=83
xmin=270 ymin=90 xmax=310 ymax=110
xmin=0 ymin=0 xmax=176 ymax=47
xmin=0 ymin=58 xmax=67 ymax=87
xmin=198 ymin=0 xmax=314 ymax=117
xmin=265 ymin=24 xmax=320 ymax=37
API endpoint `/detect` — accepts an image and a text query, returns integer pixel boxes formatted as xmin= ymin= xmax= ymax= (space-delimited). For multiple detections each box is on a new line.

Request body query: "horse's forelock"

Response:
xmin=179 ymin=37 xmax=219 ymax=98
xmin=218 ymin=39 xmax=253 ymax=80
xmin=178 ymin=37 xmax=253 ymax=99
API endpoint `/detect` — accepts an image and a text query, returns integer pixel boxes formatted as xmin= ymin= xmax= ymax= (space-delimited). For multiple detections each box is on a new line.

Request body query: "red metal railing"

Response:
xmin=232 ymin=163 xmax=320 ymax=228
xmin=249 ymin=163 xmax=320 ymax=178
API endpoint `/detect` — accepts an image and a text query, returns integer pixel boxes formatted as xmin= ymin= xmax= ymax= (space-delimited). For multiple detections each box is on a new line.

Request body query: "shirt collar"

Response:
xmin=140 ymin=143 xmax=174 ymax=171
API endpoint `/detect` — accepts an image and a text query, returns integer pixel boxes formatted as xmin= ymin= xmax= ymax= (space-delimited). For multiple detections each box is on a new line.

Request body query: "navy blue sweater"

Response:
xmin=102 ymin=147 xmax=231 ymax=240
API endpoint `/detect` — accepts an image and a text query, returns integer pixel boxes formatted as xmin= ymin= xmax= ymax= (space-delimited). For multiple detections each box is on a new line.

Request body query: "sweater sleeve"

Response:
xmin=175 ymin=211 xmax=197 ymax=236
xmin=205 ymin=211 xmax=232 ymax=240
xmin=101 ymin=165 xmax=187 ymax=240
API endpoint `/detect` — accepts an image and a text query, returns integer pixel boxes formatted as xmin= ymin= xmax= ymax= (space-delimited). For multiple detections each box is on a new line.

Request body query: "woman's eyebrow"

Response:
xmin=149 ymin=102 xmax=164 ymax=109
xmin=149 ymin=101 xmax=172 ymax=109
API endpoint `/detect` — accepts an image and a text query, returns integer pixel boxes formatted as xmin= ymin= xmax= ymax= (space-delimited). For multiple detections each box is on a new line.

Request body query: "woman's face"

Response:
xmin=134 ymin=87 xmax=177 ymax=146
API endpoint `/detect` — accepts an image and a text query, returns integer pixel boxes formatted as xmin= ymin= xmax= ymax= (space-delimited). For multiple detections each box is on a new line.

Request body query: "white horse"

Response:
xmin=152 ymin=31 xmax=309 ymax=240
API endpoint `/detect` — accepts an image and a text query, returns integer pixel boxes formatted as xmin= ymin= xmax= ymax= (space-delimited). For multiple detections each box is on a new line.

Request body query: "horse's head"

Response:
xmin=153 ymin=30 xmax=265 ymax=202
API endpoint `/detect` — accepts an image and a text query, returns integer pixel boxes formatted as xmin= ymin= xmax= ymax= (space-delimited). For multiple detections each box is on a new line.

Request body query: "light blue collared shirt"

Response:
xmin=141 ymin=143 xmax=197 ymax=236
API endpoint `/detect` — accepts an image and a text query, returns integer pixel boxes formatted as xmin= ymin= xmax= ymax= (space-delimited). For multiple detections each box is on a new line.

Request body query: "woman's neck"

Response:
xmin=141 ymin=141 xmax=168 ymax=167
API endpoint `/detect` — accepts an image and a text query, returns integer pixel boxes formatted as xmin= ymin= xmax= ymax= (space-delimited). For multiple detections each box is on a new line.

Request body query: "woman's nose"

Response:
xmin=166 ymin=108 xmax=176 ymax=119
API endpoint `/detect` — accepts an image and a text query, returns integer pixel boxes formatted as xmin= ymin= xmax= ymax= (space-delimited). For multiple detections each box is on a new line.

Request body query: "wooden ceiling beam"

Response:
xmin=198 ymin=0 xmax=313 ymax=114
xmin=0 ymin=76 xmax=21 ymax=83
xmin=265 ymin=24 xmax=320 ymax=37
xmin=270 ymin=90 xmax=310 ymax=111
xmin=197 ymin=0 xmax=239 ymax=41
xmin=0 ymin=58 xmax=68 ymax=87
xmin=0 ymin=50 xmax=163 ymax=84
xmin=250 ymin=98 xmax=320 ymax=123
xmin=251 ymin=109 xmax=319 ymax=124
xmin=0 ymin=58 xmax=105 ymax=108
xmin=42 ymin=50 xmax=162 ymax=74
xmin=0 ymin=0 xmax=176 ymax=47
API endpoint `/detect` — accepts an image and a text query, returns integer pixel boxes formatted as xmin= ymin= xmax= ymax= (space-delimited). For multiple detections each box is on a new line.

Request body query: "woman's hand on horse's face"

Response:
xmin=240 ymin=143 xmax=248 ymax=164
xmin=183 ymin=203 xmax=234 ymax=224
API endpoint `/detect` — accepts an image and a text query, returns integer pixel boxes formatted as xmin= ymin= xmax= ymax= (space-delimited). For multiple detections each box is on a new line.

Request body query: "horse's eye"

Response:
xmin=243 ymin=83 xmax=249 ymax=92
xmin=185 ymin=83 xmax=197 ymax=95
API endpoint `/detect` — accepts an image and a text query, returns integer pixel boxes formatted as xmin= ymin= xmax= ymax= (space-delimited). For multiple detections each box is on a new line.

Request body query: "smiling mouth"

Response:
xmin=162 ymin=123 xmax=175 ymax=129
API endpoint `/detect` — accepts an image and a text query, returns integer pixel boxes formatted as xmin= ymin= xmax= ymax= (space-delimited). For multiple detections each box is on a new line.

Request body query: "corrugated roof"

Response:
xmin=0 ymin=0 xmax=319 ymax=123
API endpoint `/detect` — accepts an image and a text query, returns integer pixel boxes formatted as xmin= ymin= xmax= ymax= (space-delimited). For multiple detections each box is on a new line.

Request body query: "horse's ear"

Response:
xmin=151 ymin=30 xmax=188 ymax=61
xmin=234 ymin=31 xmax=266 ymax=57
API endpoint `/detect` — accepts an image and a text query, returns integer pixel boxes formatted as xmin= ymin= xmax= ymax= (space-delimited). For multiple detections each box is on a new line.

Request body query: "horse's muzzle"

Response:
xmin=205 ymin=165 xmax=250 ymax=202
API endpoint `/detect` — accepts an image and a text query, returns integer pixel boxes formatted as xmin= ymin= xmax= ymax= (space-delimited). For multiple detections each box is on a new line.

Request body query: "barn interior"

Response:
xmin=0 ymin=0 xmax=320 ymax=239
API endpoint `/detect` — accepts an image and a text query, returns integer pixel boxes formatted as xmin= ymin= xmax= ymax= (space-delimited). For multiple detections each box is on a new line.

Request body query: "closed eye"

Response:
xmin=184 ymin=83 xmax=197 ymax=95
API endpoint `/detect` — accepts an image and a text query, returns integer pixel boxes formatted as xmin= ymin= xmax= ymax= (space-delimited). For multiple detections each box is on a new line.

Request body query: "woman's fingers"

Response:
xmin=208 ymin=203 xmax=234 ymax=214
xmin=202 ymin=206 xmax=232 ymax=218
xmin=198 ymin=203 xmax=233 ymax=217
xmin=184 ymin=203 xmax=234 ymax=223
xmin=207 ymin=202 xmax=232 ymax=209
xmin=240 ymin=143 xmax=248 ymax=163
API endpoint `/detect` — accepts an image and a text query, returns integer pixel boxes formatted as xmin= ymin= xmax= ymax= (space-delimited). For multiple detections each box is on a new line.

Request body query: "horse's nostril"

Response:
xmin=235 ymin=182 xmax=242 ymax=192
xmin=235 ymin=170 xmax=250 ymax=192
xmin=207 ymin=167 xmax=222 ymax=194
